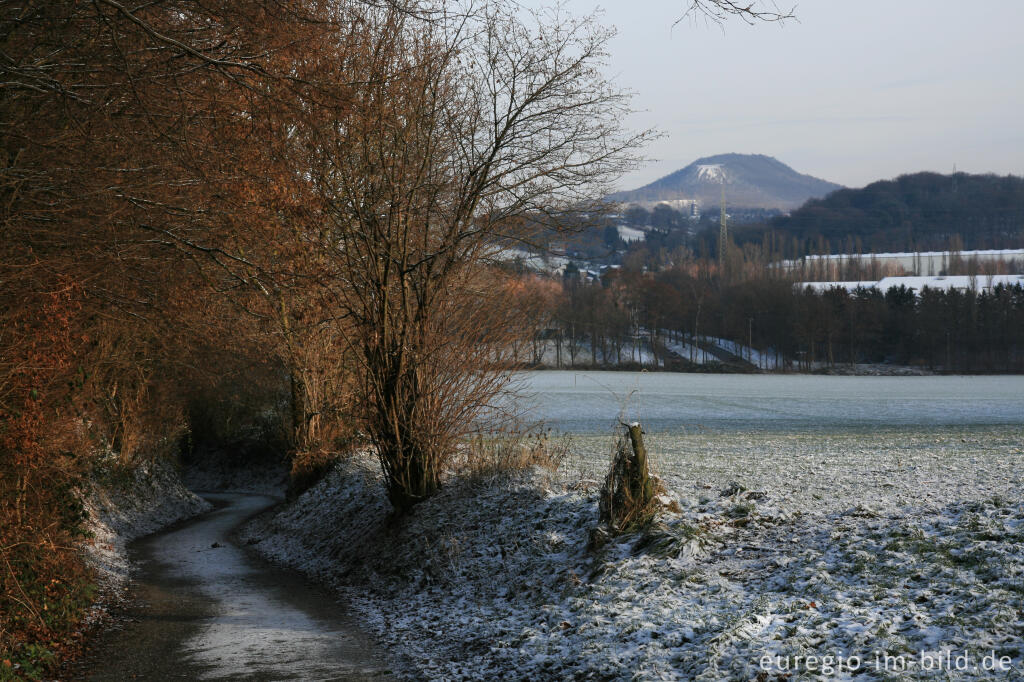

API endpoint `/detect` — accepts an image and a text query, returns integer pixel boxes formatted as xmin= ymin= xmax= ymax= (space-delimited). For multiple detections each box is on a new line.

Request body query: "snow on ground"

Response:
xmin=616 ymin=225 xmax=647 ymax=243
xmin=604 ymin=342 xmax=661 ymax=367
xmin=244 ymin=426 xmax=1024 ymax=680
xmin=695 ymin=164 xmax=727 ymax=183
xmin=661 ymin=338 xmax=716 ymax=365
xmin=799 ymin=275 xmax=1024 ymax=295
xmin=528 ymin=338 xmax=664 ymax=368
xmin=80 ymin=455 xmax=211 ymax=622
xmin=708 ymin=338 xmax=781 ymax=370
xmin=491 ymin=247 xmax=570 ymax=275
xmin=655 ymin=331 xmax=781 ymax=369
xmin=526 ymin=330 xmax=780 ymax=371
xmin=799 ymin=281 xmax=885 ymax=293
xmin=570 ymin=427 xmax=1024 ymax=516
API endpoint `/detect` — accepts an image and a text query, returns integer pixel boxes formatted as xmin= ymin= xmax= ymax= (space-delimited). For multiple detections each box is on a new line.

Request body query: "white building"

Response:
xmin=798 ymin=274 xmax=1024 ymax=295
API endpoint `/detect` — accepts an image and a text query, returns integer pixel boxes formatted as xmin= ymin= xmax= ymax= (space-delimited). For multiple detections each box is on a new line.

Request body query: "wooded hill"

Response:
xmin=730 ymin=172 xmax=1024 ymax=257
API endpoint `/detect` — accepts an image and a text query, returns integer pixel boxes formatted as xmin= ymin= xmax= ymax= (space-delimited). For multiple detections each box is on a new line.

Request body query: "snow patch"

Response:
xmin=695 ymin=164 xmax=727 ymax=183
xmin=79 ymin=457 xmax=211 ymax=622
xmin=616 ymin=225 xmax=647 ymax=243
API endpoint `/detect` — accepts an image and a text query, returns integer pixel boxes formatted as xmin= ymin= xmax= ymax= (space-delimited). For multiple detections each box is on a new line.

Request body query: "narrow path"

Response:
xmin=84 ymin=493 xmax=391 ymax=681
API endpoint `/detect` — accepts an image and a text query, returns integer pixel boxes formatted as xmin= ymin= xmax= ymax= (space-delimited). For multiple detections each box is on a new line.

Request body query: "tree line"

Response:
xmin=540 ymin=266 xmax=1024 ymax=373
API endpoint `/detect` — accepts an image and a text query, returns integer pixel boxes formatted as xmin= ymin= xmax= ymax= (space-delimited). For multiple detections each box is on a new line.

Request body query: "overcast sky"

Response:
xmin=534 ymin=1 xmax=1024 ymax=192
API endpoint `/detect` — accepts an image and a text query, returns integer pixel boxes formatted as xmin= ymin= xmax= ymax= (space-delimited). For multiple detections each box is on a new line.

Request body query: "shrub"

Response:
xmin=0 ymin=461 xmax=95 ymax=680
xmin=287 ymin=449 xmax=347 ymax=499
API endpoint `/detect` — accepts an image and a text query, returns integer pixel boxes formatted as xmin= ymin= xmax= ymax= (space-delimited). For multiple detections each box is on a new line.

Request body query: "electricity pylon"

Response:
xmin=718 ymin=182 xmax=728 ymax=269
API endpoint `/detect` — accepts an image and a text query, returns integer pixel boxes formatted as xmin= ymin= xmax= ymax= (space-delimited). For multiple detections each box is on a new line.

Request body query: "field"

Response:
xmin=571 ymin=426 xmax=1024 ymax=515
xmin=246 ymin=424 xmax=1024 ymax=680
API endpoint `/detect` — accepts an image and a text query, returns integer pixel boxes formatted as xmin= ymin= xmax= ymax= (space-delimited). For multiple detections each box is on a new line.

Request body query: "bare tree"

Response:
xmin=289 ymin=2 xmax=652 ymax=509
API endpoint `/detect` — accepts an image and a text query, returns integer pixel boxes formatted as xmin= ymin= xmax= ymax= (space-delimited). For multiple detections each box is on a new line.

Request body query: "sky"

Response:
xmin=525 ymin=1 xmax=1024 ymax=192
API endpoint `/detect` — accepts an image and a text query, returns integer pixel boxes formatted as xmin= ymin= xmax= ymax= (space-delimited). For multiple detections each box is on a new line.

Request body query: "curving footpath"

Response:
xmin=83 ymin=493 xmax=390 ymax=681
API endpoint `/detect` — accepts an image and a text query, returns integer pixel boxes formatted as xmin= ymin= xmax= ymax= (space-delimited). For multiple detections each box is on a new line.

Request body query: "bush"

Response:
xmin=287 ymin=449 xmax=346 ymax=499
xmin=0 ymin=462 xmax=95 ymax=681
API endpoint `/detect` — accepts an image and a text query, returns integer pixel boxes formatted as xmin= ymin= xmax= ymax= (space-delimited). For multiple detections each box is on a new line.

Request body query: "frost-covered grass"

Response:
xmin=80 ymin=457 xmax=211 ymax=629
xmin=243 ymin=426 xmax=1024 ymax=680
xmin=571 ymin=426 xmax=1024 ymax=515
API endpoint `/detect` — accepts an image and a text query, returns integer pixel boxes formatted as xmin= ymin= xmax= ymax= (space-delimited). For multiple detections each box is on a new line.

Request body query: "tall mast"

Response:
xmin=718 ymin=182 xmax=727 ymax=268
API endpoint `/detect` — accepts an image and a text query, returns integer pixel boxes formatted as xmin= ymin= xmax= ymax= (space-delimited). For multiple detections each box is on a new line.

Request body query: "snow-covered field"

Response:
xmin=616 ymin=225 xmax=648 ymax=243
xmin=243 ymin=425 xmax=1024 ymax=680
xmin=517 ymin=372 xmax=1024 ymax=435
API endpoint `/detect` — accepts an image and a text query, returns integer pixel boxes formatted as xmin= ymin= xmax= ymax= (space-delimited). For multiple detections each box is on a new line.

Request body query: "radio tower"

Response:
xmin=718 ymin=182 xmax=728 ymax=268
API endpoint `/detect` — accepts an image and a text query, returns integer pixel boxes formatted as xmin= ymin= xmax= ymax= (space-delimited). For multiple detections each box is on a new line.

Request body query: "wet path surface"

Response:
xmin=84 ymin=493 xmax=391 ymax=681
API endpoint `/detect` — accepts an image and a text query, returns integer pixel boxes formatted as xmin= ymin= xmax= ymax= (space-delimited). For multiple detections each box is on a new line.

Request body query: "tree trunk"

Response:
xmin=598 ymin=422 xmax=657 ymax=535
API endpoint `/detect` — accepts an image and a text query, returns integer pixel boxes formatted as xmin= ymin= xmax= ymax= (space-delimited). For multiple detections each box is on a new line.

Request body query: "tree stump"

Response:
xmin=596 ymin=422 xmax=657 ymax=542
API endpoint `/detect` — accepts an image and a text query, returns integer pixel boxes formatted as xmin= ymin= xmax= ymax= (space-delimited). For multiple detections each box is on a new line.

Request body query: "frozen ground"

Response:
xmin=514 ymin=372 xmax=1024 ymax=434
xmin=570 ymin=426 xmax=1024 ymax=515
xmin=81 ymin=455 xmax=212 ymax=606
xmin=243 ymin=425 xmax=1024 ymax=680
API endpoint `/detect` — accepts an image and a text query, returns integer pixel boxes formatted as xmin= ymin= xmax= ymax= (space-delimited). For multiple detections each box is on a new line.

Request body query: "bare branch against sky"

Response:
xmin=675 ymin=0 xmax=795 ymax=27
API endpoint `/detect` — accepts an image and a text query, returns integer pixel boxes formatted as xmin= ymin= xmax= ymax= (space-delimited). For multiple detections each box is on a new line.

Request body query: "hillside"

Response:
xmin=732 ymin=171 xmax=1024 ymax=254
xmin=608 ymin=153 xmax=843 ymax=211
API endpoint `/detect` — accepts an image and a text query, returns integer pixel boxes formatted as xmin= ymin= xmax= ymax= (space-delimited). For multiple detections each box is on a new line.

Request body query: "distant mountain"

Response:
xmin=608 ymin=153 xmax=843 ymax=211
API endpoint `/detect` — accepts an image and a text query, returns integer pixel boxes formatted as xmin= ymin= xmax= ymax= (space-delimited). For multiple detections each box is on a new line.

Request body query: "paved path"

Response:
xmin=85 ymin=493 xmax=390 ymax=681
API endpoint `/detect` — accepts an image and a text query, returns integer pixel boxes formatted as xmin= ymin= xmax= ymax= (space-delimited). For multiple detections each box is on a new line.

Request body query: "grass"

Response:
xmin=458 ymin=430 xmax=571 ymax=479
xmin=636 ymin=519 xmax=718 ymax=560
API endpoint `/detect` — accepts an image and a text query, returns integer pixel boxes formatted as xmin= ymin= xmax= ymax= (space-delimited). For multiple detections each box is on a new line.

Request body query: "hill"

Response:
xmin=732 ymin=171 xmax=1024 ymax=254
xmin=608 ymin=153 xmax=843 ymax=211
